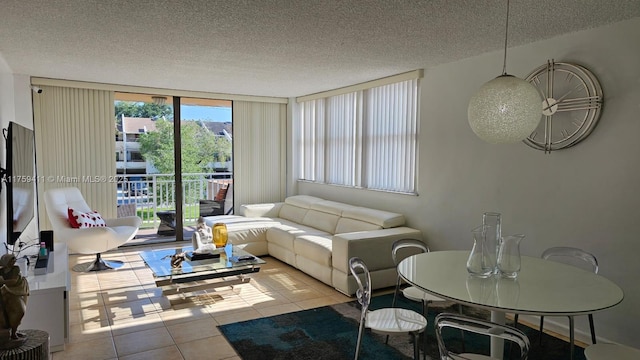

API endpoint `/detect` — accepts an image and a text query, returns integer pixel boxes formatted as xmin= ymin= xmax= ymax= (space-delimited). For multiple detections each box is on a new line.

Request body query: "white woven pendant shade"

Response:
xmin=468 ymin=75 xmax=541 ymax=144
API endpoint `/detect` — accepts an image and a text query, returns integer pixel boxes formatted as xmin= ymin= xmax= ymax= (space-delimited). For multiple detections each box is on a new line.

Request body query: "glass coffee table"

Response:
xmin=139 ymin=245 xmax=265 ymax=305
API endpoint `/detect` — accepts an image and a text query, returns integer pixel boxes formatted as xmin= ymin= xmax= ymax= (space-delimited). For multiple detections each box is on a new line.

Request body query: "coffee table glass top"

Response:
xmin=139 ymin=245 xmax=265 ymax=278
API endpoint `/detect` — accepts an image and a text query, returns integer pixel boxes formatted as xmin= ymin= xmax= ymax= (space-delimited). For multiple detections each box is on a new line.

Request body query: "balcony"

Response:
xmin=116 ymin=172 xmax=232 ymax=230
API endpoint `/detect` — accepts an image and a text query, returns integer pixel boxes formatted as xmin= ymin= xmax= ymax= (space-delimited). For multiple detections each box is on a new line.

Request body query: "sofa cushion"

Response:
xmin=266 ymin=219 xmax=330 ymax=250
xmin=294 ymin=235 xmax=333 ymax=267
xmin=341 ymin=207 xmax=405 ymax=229
xmin=335 ymin=217 xmax=382 ymax=234
xmin=278 ymin=204 xmax=308 ymax=224
xmin=284 ymin=195 xmax=323 ymax=208
xmin=301 ymin=210 xmax=340 ymax=234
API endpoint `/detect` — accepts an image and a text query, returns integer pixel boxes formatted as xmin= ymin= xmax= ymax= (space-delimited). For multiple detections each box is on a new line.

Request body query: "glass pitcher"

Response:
xmin=497 ymin=234 xmax=525 ymax=278
xmin=466 ymin=225 xmax=496 ymax=278
xmin=482 ymin=212 xmax=501 ymax=273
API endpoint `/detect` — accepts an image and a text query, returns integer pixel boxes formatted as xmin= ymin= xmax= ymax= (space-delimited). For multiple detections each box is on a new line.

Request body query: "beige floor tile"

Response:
xmin=296 ymin=295 xmax=345 ymax=310
xmin=106 ymin=298 xmax=159 ymax=324
xmin=52 ymin=336 xmax=117 ymax=360
xmin=68 ymin=321 xmax=112 ymax=344
xmin=100 ymin=285 xmax=154 ymax=305
xmin=110 ymin=312 xmax=165 ymax=336
xmin=279 ymin=286 xmax=325 ymax=302
xmin=119 ymin=345 xmax=185 ymax=360
xmin=256 ymin=302 xmax=304 ymax=317
xmin=166 ymin=317 xmax=221 ymax=344
xmin=158 ymin=305 xmax=214 ymax=327
xmin=178 ymin=335 xmax=238 ymax=360
xmin=113 ymin=326 xmax=175 ymax=357
xmin=214 ymin=308 xmax=263 ymax=325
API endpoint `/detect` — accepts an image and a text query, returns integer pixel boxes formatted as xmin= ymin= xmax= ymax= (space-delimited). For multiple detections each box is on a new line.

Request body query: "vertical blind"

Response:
xmin=33 ymin=86 xmax=116 ymax=230
xmin=298 ymin=76 xmax=419 ymax=193
xmin=233 ymin=101 xmax=286 ymax=206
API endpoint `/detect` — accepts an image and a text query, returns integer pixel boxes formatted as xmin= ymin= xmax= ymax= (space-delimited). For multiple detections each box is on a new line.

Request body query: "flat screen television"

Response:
xmin=3 ymin=122 xmax=37 ymax=246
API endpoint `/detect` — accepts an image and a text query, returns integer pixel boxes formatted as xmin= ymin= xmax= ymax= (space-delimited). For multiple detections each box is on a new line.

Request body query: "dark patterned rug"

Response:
xmin=219 ymin=293 xmax=586 ymax=359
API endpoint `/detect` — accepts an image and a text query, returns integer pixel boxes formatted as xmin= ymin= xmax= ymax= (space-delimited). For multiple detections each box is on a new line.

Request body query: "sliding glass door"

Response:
xmin=114 ymin=93 xmax=232 ymax=242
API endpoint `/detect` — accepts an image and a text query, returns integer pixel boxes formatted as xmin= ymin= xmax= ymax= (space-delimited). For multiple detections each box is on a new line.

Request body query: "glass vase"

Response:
xmin=482 ymin=212 xmax=501 ymax=274
xmin=466 ymin=225 xmax=496 ymax=278
xmin=497 ymin=234 xmax=524 ymax=278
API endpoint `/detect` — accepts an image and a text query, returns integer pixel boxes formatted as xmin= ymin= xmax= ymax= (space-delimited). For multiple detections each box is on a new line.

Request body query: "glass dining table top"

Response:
xmin=397 ymin=250 xmax=624 ymax=316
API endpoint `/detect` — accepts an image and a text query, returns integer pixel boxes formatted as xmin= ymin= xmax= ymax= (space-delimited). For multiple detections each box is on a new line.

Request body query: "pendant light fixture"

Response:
xmin=468 ymin=0 xmax=541 ymax=144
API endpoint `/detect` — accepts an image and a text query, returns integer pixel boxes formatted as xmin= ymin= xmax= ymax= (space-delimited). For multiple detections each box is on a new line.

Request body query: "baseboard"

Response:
xmin=516 ymin=314 xmax=613 ymax=346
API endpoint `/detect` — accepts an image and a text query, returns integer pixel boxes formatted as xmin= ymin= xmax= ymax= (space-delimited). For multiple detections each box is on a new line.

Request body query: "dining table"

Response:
xmin=397 ymin=250 xmax=624 ymax=359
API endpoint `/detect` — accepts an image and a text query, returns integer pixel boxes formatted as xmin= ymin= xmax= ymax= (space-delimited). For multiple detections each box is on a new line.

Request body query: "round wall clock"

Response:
xmin=523 ymin=60 xmax=603 ymax=153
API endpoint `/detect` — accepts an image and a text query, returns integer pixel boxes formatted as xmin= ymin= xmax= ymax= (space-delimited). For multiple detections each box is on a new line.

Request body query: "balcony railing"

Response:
xmin=116 ymin=172 xmax=232 ymax=229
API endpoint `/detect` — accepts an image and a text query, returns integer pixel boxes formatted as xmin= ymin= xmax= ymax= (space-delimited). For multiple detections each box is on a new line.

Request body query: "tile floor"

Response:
xmin=56 ymin=242 xmax=353 ymax=360
xmin=54 ymin=242 xmax=581 ymax=360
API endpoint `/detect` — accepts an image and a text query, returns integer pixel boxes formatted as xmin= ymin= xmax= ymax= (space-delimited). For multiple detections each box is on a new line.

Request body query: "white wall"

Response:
xmin=299 ymin=17 xmax=640 ymax=347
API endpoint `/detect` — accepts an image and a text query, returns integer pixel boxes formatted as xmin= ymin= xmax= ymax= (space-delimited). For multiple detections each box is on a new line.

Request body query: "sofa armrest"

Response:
xmin=332 ymin=227 xmax=423 ymax=274
xmin=239 ymin=202 xmax=283 ymax=218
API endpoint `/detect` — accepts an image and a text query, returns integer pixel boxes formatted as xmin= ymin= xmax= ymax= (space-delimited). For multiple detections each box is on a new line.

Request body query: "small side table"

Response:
xmin=0 ymin=329 xmax=49 ymax=360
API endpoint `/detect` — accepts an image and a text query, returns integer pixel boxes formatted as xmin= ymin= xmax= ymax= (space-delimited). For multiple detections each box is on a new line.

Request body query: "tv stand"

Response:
xmin=22 ymin=242 xmax=70 ymax=352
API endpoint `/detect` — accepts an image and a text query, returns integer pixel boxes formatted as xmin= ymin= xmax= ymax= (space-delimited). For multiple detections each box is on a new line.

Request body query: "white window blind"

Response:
xmin=298 ymin=74 xmax=419 ymax=193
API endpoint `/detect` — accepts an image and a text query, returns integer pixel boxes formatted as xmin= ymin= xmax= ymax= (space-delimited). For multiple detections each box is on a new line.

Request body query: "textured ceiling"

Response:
xmin=1 ymin=0 xmax=639 ymax=98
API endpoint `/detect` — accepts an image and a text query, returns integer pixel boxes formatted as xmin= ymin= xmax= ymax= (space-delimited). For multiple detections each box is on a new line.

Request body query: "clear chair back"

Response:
xmin=542 ymin=246 xmax=599 ymax=273
xmin=435 ymin=313 xmax=530 ymax=360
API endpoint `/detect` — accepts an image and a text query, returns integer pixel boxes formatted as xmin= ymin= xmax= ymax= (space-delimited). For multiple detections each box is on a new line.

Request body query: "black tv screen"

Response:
xmin=5 ymin=122 xmax=36 ymax=246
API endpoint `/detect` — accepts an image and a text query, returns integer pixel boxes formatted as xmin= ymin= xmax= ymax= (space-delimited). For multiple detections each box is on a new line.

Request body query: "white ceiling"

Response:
xmin=1 ymin=0 xmax=639 ymax=98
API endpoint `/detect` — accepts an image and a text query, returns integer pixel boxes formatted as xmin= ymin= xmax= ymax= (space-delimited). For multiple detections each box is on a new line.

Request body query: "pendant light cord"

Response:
xmin=502 ymin=0 xmax=510 ymax=75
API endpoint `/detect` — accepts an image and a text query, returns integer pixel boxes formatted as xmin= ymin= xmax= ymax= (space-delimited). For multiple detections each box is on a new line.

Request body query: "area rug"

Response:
xmin=219 ymin=293 xmax=586 ymax=360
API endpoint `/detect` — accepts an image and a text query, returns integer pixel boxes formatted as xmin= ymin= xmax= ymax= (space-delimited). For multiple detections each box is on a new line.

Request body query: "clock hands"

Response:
xmin=542 ymin=83 xmax=585 ymax=112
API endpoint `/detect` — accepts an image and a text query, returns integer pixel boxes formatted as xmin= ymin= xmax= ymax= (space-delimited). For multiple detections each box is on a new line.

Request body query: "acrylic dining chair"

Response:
xmin=391 ymin=238 xmax=464 ymax=355
xmin=435 ymin=313 xmax=530 ymax=360
xmin=513 ymin=246 xmax=599 ymax=358
xmin=350 ymin=257 xmax=427 ymax=360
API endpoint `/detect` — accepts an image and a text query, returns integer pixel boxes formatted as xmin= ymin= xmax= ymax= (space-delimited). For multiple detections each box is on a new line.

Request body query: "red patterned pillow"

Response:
xmin=68 ymin=208 xmax=106 ymax=228
xmin=68 ymin=207 xmax=80 ymax=228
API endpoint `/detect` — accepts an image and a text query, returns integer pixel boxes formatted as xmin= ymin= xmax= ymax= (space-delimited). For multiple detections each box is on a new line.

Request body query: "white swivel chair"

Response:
xmin=513 ymin=246 xmax=598 ymax=359
xmin=44 ymin=187 xmax=142 ymax=271
xmin=435 ymin=313 xmax=530 ymax=360
xmin=350 ymin=257 xmax=427 ymax=360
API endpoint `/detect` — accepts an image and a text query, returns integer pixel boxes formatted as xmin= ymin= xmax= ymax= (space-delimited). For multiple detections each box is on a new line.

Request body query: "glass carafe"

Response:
xmin=482 ymin=212 xmax=501 ymax=274
xmin=466 ymin=225 xmax=496 ymax=278
xmin=497 ymin=234 xmax=524 ymax=278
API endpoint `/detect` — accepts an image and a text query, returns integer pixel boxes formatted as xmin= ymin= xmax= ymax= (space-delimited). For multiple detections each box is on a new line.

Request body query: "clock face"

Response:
xmin=523 ymin=61 xmax=603 ymax=152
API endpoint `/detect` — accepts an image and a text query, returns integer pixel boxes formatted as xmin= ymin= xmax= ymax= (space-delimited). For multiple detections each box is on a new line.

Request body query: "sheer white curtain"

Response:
xmin=298 ymin=74 xmax=419 ymax=193
xmin=32 ymin=85 xmax=116 ymax=230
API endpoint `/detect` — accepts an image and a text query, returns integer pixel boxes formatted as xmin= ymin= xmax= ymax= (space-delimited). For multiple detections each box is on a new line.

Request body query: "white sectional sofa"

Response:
xmin=197 ymin=195 xmax=423 ymax=296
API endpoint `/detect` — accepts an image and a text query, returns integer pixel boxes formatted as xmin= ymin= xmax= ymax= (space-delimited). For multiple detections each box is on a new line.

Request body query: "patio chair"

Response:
xmin=200 ymin=183 xmax=233 ymax=216
xmin=44 ymin=187 xmax=142 ymax=271
xmin=350 ymin=257 xmax=427 ymax=360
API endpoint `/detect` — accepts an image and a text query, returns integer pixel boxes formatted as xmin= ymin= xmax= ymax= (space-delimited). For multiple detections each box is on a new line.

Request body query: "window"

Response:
xmin=297 ymin=71 xmax=420 ymax=193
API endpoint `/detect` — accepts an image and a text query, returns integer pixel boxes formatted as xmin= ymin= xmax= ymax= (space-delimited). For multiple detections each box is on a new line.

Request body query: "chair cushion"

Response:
xmin=214 ymin=186 xmax=228 ymax=201
xmin=69 ymin=208 xmax=106 ymax=228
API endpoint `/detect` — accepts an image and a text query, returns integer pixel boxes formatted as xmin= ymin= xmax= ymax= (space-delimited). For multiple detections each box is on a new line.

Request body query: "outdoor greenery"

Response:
xmin=137 ymin=118 xmax=231 ymax=175
xmin=115 ymin=101 xmax=174 ymax=121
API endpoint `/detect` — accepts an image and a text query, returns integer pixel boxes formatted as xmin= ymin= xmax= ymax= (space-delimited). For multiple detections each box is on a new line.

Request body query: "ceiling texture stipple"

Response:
xmin=1 ymin=0 xmax=639 ymax=98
